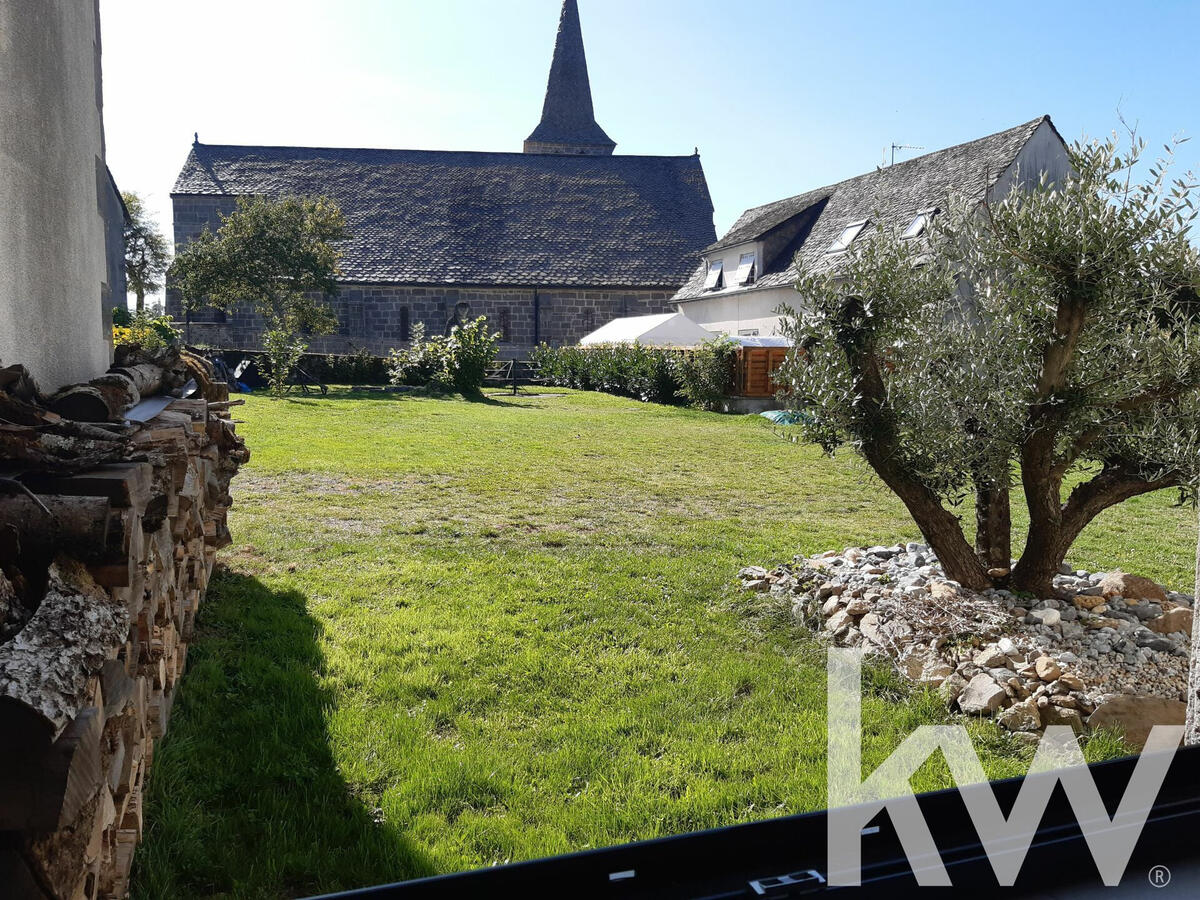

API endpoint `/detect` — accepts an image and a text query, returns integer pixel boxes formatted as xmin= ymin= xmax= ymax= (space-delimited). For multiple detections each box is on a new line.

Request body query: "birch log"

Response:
xmin=0 ymin=558 xmax=128 ymax=747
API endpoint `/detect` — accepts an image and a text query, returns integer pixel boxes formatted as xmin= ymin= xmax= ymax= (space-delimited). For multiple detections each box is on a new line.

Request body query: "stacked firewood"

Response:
xmin=0 ymin=347 xmax=248 ymax=899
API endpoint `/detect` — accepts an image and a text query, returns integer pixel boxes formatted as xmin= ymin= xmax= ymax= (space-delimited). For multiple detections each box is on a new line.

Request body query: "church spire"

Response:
xmin=524 ymin=0 xmax=616 ymax=156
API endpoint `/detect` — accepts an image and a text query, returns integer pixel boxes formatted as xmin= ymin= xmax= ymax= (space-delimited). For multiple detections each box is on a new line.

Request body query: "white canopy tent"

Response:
xmin=578 ymin=313 xmax=717 ymax=347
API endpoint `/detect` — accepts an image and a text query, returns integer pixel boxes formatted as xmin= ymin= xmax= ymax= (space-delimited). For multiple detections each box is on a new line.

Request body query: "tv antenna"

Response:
xmin=890 ymin=143 xmax=924 ymax=166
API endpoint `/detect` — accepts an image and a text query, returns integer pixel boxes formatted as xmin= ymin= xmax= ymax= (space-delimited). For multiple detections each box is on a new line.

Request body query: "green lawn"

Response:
xmin=133 ymin=388 xmax=1196 ymax=898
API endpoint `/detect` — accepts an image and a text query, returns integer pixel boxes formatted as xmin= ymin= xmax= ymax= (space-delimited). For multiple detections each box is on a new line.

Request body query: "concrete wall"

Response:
xmin=0 ymin=0 xmax=122 ymax=392
xmin=168 ymin=194 xmax=675 ymax=356
xmin=676 ymin=285 xmax=798 ymax=339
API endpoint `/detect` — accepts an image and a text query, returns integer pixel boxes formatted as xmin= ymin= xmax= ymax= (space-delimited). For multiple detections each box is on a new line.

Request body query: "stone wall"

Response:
xmin=168 ymin=195 xmax=676 ymax=356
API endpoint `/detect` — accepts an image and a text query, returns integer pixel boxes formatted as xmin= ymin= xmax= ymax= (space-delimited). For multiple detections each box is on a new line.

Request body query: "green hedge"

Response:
xmin=531 ymin=338 xmax=738 ymax=409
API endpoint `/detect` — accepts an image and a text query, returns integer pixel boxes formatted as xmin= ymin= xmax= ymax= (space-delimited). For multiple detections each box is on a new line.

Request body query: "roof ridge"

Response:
xmin=185 ymin=142 xmax=698 ymax=162
xmin=737 ymin=116 xmax=1050 ymax=219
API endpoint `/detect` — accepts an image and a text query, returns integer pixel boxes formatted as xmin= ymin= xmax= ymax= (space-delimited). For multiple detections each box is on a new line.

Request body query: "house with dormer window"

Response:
xmin=674 ymin=116 xmax=1070 ymax=339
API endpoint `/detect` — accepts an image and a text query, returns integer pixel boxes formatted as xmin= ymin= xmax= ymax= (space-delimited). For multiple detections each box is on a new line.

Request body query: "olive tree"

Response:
xmin=778 ymin=133 xmax=1200 ymax=596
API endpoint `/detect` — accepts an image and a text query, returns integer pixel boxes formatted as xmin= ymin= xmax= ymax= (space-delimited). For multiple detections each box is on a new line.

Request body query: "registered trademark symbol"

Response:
xmin=1149 ymin=865 xmax=1171 ymax=888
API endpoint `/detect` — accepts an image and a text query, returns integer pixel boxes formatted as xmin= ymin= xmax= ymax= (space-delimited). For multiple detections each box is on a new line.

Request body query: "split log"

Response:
xmin=0 ymin=492 xmax=111 ymax=562
xmin=0 ymin=704 xmax=103 ymax=834
xmin=22 ymin=750 xmax=104 ymax=891
xmin=21 ymin=463 xmax=153 ymax=511
xmin=99 ymin=660 xmax=134 ymax=721
xmin=0 ymin=425 xmax=128 ymax=475
xmin=0 ymin=847 xmax=49 ymax=899
xmin=0 ymin=363 xmax=43 ymax=405
xmin=0 ymin=389 xmax=58 ymax=426
xmin=0 ymin=567 xmax=29 ymax=643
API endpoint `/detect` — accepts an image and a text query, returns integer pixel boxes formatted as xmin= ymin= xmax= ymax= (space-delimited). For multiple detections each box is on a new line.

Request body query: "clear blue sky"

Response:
xmin=100 ymin=0 xmax=1200 ymax=304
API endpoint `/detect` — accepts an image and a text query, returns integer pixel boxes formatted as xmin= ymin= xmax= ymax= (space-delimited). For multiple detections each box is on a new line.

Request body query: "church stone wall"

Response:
xmin=166 ymin=282 xmax=676 ymax=357
xmin=169 ymin=195 xmax=676 ymax=357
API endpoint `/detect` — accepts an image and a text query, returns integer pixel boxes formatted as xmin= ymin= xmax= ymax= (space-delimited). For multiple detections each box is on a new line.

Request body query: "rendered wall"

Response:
xmin=0 ymin=0 xmax=121 ymax=392
xmin=677 ymin=286 xmax=798 ymax=339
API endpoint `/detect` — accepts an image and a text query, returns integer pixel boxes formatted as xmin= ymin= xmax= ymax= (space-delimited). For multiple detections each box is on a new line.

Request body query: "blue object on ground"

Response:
xmin=759 ymin=409 xmax=808 ymax=425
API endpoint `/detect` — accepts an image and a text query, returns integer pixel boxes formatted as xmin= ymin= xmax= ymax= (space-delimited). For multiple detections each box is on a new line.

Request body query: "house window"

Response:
xmin=738 ymin=328 xmax=760 ymax=337
xmin=400 ymin=307 xmax=411 ymax=341
xmin=903 ymin=208 xmax=939 ymax=239
xmin=735 ymin=252 xmax=757 ymax=285
xmin=582 ymin=308 xmax=595 ymax=331
xmin=827 ymin=220 xmax=869 ymax=253
xmin=499 ymin=308 xmax=512 ymax=342
xmin=703 ymin=259 xmax=725 ymax=291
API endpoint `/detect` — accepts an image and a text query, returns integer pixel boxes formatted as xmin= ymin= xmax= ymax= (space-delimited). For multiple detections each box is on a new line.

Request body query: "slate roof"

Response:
xmin=173 ymin=144 xmax=715 ymax=288
xmin=676 ymin=116 xmax=1061 ymax=301
xmin=526 ymin=0 xmax=615 ymax=150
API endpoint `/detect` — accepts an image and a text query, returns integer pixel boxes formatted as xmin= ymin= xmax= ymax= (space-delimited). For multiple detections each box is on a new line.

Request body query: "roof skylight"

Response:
xmin=828 ymin=220 xmax=868 ymax=253
xmin=902 ymin=207 xmax=939 ymax=239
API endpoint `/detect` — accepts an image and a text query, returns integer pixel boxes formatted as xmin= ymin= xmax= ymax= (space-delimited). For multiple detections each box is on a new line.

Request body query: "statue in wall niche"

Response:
xmin=444 ymin=301 xmax=473 ymax=335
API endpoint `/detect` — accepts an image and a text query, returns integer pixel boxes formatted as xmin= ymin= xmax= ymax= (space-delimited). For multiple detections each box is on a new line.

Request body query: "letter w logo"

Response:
xmin=826 ymin=649 xmax=1181 ymax=887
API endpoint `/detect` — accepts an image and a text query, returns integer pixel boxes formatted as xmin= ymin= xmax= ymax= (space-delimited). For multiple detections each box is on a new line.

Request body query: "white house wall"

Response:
xmin=991 ymin=118 xmax=1071 ymax=200
xmin=0 ymin=0 xmax=115 ymax=391
xmin=678 ymin=286 xmax=799 ymax=338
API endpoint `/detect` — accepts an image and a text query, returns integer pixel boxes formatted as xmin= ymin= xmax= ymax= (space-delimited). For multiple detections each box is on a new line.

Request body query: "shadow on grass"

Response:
xmin=132 ymin=569 xmax=434 ymax=898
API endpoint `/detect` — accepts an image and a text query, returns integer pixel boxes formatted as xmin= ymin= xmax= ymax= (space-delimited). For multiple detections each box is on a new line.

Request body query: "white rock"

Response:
xmin=1029 ymin=608 xmax=1062 ymax=627
xmin=974 ymin=645 xmax=1009 ymax=668
xmin=825 ymin=609 xmax=853 ymax=634
xmin=957 ymin=674 xmax=1008 ymax=715
xmin=998 ymin=698 xmax=1042 ymax=732
xmin=844 ymin=597 xmax=872 ymax=616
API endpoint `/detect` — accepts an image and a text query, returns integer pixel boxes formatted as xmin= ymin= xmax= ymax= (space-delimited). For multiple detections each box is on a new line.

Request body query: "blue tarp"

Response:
xmin=759 ymin=409 xmax=809 ymax=426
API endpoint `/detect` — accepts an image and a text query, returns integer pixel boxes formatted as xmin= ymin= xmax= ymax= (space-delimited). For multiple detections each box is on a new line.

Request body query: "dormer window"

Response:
xmin=903 ymin=207 xmax=939 ymax=239
xmin=828 ymin=219 xmax=868 ymax=254
xmin=735 ymin=252 xmax=757 ymax=285
xmin=703 ymin=259 xmax=724 ymax=291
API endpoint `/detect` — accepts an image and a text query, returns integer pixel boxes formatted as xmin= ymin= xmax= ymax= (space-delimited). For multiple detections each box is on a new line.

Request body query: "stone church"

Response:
xmin=167 ymin=0 xmax=717 ymax=355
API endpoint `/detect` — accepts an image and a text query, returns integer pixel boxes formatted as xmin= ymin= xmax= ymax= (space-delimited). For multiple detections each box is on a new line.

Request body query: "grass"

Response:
xmin=133 ymin=388 xmax=1195 ymax=898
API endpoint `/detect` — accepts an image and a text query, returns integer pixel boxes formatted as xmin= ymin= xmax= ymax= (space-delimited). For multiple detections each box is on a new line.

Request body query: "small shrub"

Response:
xmin=112 ymin=307 xmax=181 ymax=351
xmin=261 ymin=327 xmax=307 ymax=397
xmin=444 ymin=317 xmax=501 ymax=393
xmin=671 ymin=337 xmax=738 ymax=411
xmin=388 ymin=317 xmax=500 ymax=393
xmin=387 ymin=323 xmax=447 ymax=386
